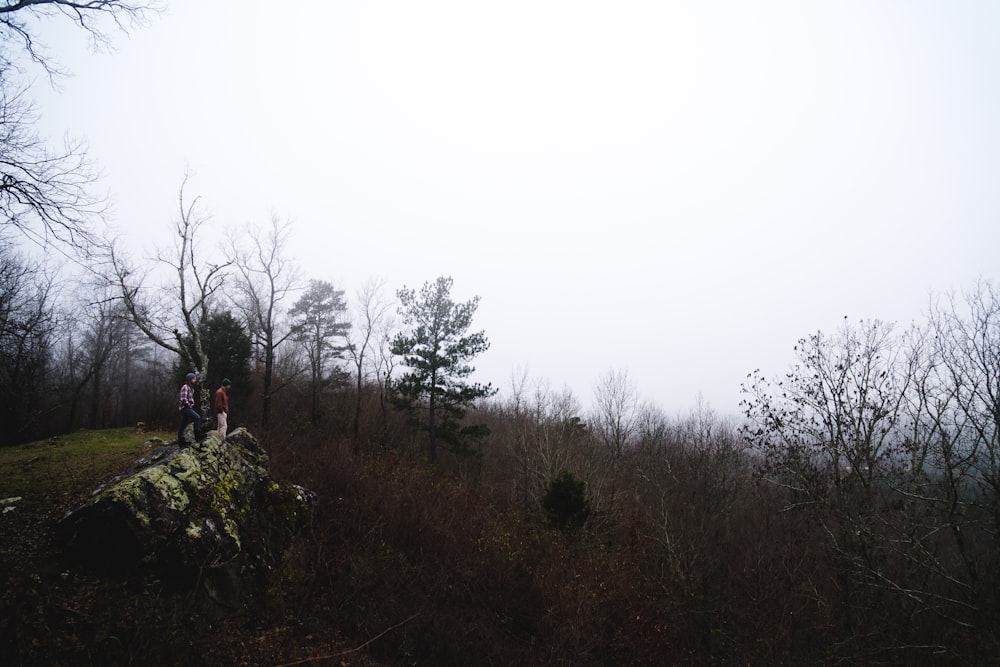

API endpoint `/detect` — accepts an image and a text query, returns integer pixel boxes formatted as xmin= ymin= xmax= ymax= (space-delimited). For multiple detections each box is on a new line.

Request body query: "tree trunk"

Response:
xmin=262 ymin=344 xmax=274 ymax=429
xmin=429 ymin=371 xmax=437 ymax=463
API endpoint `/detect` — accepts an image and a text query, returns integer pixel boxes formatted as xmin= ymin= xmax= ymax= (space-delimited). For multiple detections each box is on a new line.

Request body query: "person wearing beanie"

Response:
xmin=178 ymin=372 xmax=204 ymax=447
xmin=214 ymin=377 xmax=232 ymax=439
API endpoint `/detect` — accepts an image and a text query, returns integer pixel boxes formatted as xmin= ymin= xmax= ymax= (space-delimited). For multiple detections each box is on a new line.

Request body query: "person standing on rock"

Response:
xmin=214 ymin=378 xmax=232 ymax=439
xmin=178 ymin=372 xmax=204 ymax=447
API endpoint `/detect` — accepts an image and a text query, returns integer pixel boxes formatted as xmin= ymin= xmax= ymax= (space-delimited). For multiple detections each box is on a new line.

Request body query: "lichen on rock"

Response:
xmin=57 ymin=428 xmax=313 ymax=579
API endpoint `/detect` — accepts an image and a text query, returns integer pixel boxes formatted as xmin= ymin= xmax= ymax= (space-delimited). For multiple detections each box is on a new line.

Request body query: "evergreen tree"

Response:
xmin=199 ymin=311 xmax=253 ymax=404
xmin=289 ymin=280 xmax=350 ymax=424
xmin=542 ymin=469 xmax=592 ymax=531
xmin=176 ymin=311 xmax=252 ymax=426
xmin=391 ymin=276 xmax=496 ymax=462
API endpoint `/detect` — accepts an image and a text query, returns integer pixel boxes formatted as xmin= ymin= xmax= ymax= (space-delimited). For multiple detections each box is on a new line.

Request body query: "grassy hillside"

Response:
xmin=0 ymin=427 xmax=160 ymax=499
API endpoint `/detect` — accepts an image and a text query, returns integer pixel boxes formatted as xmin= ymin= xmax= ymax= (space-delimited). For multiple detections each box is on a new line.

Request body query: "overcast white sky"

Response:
xmin=31 ymin=1 xmax=1000 ymax=417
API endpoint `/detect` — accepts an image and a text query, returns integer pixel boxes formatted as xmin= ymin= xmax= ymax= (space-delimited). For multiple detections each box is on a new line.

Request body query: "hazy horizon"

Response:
xmin=29 ymin=1 xmax=1000 ymax=416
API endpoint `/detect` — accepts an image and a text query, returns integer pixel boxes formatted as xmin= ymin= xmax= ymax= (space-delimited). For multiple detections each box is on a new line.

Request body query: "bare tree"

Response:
xmin=592 ymin=367 xmax=640 ymax=470
xmin=916 ymin=282 xmax=1000 ymax=624
xmin=742 ymin=318 xmax=910 ymax=496
xmin=503 ymin=377 xmax=587 ymax=514
xmin=0 ymin=0 xmax=160 ymax=248
xmin=0 ymin=236 xmax=58 ymax=444
xmin=372 ymin=318 xmax=398 ymax=449
xmin=504 ymin=365 xmax=532 ymax=511
xmin=740 ymin=314 xmax=1000 ymax=659
xmin=487 ymin=368 xmax=587 ymax=513
xmin=0 ymin=0 xmax=159 ymax=76
xmin=228 ymin=214 xmax=301 ymax=429
xmin=928 ymin=282 xmax=1000 ymax=497
xmin=346 ymin=276 xmax=394 ymax=451
xmin=531 ymin=382 xmax=586 ymax=484
xmin=100 ymin=174 xmax=229 ymax=419
xmin=60 ymin=287 xmax=135 ymax=430
xmin=635 ymin=399 xmax=670 ymax=453
xmin=0 ymin=84 xmax=104 ymax=248
xmin=634 ymin=402 xmax=750 ymax=603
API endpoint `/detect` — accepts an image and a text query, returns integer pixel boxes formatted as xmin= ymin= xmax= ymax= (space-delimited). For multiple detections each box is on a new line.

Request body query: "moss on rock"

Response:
xmin=57 ymin=427 xmax=313 ymax=577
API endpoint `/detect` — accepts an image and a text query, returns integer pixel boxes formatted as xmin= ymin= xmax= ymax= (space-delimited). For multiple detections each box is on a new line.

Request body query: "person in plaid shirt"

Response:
xmin=177 ymin=372 xmax=204 ymax=447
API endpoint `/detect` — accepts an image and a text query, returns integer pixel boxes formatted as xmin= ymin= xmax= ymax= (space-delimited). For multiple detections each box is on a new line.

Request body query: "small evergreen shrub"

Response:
xmin=542 ymin=469 xmax=591 ymax=530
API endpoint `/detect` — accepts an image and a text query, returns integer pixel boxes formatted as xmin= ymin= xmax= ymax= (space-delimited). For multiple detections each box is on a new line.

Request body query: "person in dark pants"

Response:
xmin=177 ymin=372 xmax=204 ymax=447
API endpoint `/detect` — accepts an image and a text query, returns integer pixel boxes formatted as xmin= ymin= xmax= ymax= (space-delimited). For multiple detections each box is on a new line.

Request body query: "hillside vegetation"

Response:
xmin=2 ymin=390 xmax=999 ymax=666
xmin=4 ymin=278 xmax=1000 ymax=667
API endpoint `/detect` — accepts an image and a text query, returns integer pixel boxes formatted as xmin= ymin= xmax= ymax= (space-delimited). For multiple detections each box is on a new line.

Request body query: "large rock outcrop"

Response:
xmin=57 ymin=427 xmax=313 ymax=582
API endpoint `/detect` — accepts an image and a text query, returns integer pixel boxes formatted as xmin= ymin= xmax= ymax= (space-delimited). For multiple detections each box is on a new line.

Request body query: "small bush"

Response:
xmin=542 ymin=469 xmax=591 ymax=530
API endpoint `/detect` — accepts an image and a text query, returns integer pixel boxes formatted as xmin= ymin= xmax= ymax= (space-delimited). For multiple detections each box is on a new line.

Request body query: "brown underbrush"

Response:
xmin=1 ymin=425 xmax=992 ymax=665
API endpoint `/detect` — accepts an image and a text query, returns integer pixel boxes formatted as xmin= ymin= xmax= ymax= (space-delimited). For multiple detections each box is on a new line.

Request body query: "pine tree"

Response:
xmin=542 ymin=469 xmax=591 ymax=531
xmin=391 ymin=276 xmax=495 ymax=462
xmin=289 ymin=280 xmax=350 ymax=424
